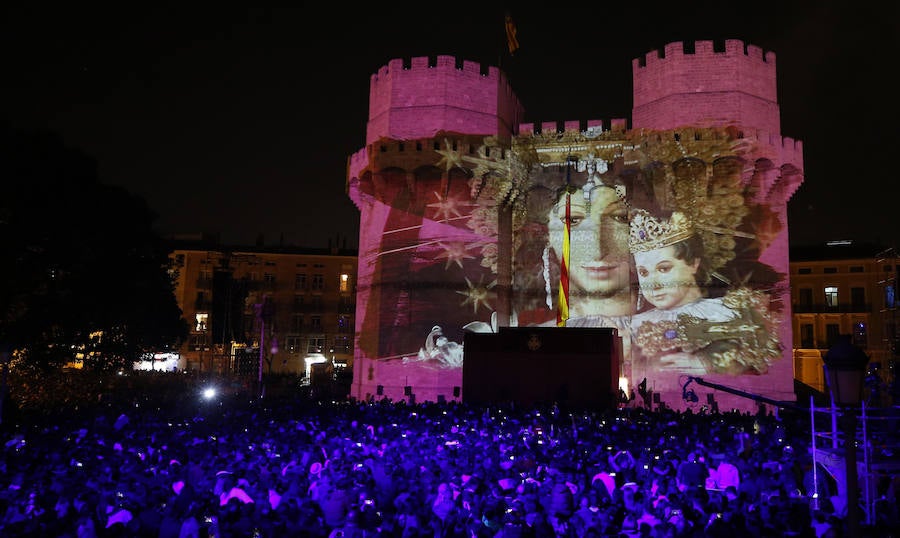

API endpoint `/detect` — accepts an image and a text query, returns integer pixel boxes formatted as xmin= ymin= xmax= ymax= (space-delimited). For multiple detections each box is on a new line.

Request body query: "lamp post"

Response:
xmin=822 ymin=334 xmax=869 ymax=536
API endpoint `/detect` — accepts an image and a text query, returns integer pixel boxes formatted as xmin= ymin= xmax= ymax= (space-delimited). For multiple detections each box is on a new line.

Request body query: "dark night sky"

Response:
xmin=3 ymin=3 xmax=897 ymax=250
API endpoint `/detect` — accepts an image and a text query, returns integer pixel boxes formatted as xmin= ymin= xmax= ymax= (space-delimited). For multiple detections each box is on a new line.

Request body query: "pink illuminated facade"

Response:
xmin=347 ymin=41 xmax=804 ymax=412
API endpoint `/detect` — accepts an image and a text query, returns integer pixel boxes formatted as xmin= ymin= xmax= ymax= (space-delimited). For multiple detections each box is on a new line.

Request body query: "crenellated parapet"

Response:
xmin=511 ymin=121 xmax=801 ymax=172
xmin=632 ymin=39 xmax=779 ymax=134
xmin=518 ymin=118 xmax=629 ymax=136
xmin=633 ymin=39 xmax=777 ymax=103
xmin=347 ymin=132 xmax=511 ymax=211
xmin=365 ymin=55 xmax=524 ymax=146
xmin=346 ymin=147 xmax=370 ymax=210
xmin=634 ymin=39 xmax=776 ymax=70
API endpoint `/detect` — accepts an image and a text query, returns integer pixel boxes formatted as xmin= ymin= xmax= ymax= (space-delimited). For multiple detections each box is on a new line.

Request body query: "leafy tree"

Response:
xmin=0 ymin=126 xmax=189 ymax=372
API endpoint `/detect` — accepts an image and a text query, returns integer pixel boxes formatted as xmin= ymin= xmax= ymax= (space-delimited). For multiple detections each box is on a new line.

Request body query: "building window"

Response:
xmin=293 ymin=295 xmax=304 ymax=310
xmin=307 ymin=337 xmax=325 ymax=354
xmin=800 ymin=324 xmax=814 ymax=348
xmin=243 ymin=313 xmax=255 ymax=336
xmin=798 ymin=268 xmax=812 ymax=274
xmin=311 ymin=316 xmax=322 ymax=331
xmin=850 ymin=287 xmax=865 ymax=310
xmin=194 ymin=291 xmax=209 ymax=310
xmin=263 ymin=273 xmax=276 ymax=285
xmin=340 ymin=273 xmax=350 ymax=293
xmin=339 ymin=297 xmax=355 ymax=313
xmin=888 ymin=322 xmax=899 ymax=355
xmin=284 ymin=336 xmax=301 ymax=353
xmin=823 ymin=267 xmax=837 ymax=274
xmin=194 ymin=313 xmax=208 ymax=332
xmin=334 ymin=335 xmax=352 ymax=354
xmin=826 ymin=324 xmax=840 ymax=348
xmin=291 ymin=314 xmax=303 ymax=333
xmin=295 ymin=273 xmax=307 ymax=290
xmin=853 ymin=322 xmax=867 ymax=348
xmin=198 ymin=270 xmax=213 ymax=288
xmin=189 ymin=333 xmax=209 ymax=351
xmin=824 ymin=286 xmax=838 ymax=307
xmin=311 ymin=296 xmax=323 ymax=311
xmin=312 ymin=274 xmax=324 ymax=291
xmin=849 ymin=266 xmax=864 ymax=273
xmin=798 ymin=288 xmax=813 ymax=309
xmin=338 ymin=315 xmax=352 ymax=333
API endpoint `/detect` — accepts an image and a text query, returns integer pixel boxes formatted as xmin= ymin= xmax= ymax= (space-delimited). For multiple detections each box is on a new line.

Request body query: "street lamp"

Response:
xmin=822 ymin=334 xmax=869 ymax=536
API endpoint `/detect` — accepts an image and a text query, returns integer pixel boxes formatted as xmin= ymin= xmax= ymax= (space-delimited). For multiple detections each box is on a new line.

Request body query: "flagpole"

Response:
xmin=557 ymin=162 xmax=573 ymax=327
xmin=557 ymin=192 xmax=571 ymax=326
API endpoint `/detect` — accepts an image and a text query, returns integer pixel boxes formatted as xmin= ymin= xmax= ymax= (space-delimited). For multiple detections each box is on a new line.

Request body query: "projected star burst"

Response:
xmin=435 ymin=241 xmax=477 ymax=269
xmin=435 ymin=138 xmax=465 ymax=171
xmin=426 ymin=191 xmax=474 ymax=222
xmin=456 ymin=276 xmax=497 ymax=313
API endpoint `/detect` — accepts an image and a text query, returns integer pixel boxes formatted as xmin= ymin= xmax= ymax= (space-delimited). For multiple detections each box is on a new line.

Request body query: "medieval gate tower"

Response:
xmin=347 ymin=40 xmax=803 ymax=412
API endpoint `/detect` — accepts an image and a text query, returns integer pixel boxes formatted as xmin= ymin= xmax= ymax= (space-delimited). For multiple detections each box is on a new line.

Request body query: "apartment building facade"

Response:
xmin=169 ymin=241 xmax=357 ymax=379
xmin=790 ymin=242 xmax=898 ymax=397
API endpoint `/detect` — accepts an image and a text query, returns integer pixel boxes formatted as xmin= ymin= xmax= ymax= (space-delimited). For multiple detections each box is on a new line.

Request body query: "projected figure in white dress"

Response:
xmin=628 ymin=209 xmax=779 ymax=376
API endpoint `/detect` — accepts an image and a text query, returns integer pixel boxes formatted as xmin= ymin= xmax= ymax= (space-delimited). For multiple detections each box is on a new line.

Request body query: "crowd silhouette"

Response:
xmin=1 ymin=371 xmax=898 ymax=537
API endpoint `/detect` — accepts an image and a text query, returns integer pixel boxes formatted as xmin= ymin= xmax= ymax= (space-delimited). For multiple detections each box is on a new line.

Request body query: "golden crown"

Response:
xmin=629 ymin=210 xmax=695 ymax=253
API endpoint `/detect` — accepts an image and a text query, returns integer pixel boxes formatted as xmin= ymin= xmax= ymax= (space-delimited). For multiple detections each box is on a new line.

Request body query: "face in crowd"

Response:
xmin=634 ymin=241 xmax=702 ymax=310
xmin=548 ymin=185 xmax=633 ymax=316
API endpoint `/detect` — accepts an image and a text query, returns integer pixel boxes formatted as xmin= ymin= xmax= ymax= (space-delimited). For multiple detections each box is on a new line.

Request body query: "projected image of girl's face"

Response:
xmin=634 ymin=243 xmax=702 ymax=310
xmin=548 ymin=185 xmax=633 ymax=316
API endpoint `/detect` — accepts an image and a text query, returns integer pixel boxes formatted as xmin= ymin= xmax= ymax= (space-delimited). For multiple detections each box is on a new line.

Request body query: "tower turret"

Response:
xmin=632 ymin=39 xmax=779 ymax=134
xmin=366 ymin=55 xmax=524 ymax=145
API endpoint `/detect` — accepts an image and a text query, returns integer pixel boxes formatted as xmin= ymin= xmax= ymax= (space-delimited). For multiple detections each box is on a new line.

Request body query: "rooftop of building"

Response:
xmin=165 ymin=233 xmax=358 ymax=257
xmin=789 ymin=241 xmax=896 ymax=263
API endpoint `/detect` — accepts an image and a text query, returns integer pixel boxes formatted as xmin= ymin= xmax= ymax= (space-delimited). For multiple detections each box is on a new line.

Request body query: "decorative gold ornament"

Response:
xmin=629 ymin=210 xmax=695 ymax=253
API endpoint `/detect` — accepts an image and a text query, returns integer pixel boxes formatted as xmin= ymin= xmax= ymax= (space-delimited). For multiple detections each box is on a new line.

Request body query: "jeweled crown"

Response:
xmin=629 ymin=210 xmax=695 ymax=253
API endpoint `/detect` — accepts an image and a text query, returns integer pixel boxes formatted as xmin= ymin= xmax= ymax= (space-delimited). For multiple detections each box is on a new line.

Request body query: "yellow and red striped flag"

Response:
xmin=557 ymin=192 xmax=571 ymax=326
xmin=505 ymin=13 xmax=520 ymax=55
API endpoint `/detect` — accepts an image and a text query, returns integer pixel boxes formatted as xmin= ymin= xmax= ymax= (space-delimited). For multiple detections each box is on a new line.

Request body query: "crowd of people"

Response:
xmin=1 ymin=371 xmax=898 ymax=537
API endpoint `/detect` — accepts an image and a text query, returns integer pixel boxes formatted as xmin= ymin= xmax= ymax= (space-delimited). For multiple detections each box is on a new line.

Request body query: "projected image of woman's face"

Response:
xmin=548 ymin=186 xmax=631 ymax=302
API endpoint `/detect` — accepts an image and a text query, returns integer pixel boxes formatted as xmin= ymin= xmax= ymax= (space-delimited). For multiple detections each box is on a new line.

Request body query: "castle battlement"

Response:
xmin=633 ymin=39 xmax=776 ymax=69
xmin=512 ymin=121 xmax=803 ymax=177
xmin=518 ymin=119 xmax=628 ymax=135
xmin=371 ymin=55 xmax=503 ymax=86
xmin=347 ymin=147 xmax=369 ymax=181
xmin=366 ymin=55 xmax=523 ymax=145
xmin=632 ymin=39 xmax=780 ymax=134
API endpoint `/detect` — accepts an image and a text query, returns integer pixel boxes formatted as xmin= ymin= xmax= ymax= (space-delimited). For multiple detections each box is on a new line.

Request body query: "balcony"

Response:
xmin=792 ymin=303 xmax=872 ymax=314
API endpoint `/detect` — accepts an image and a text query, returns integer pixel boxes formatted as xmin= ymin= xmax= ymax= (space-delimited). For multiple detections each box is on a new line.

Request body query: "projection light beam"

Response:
xmin=376 ymin=239 xmax=442 ymax=257
xmin=381 ymin=215 xmax=472 ymax=236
